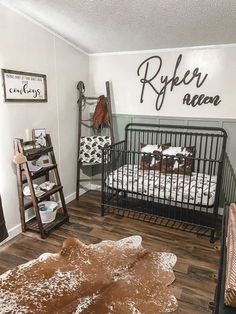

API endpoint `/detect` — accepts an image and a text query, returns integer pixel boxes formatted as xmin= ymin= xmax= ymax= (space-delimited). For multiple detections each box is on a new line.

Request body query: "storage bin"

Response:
xmin=38 ymin=201 xmax=58 ymax=224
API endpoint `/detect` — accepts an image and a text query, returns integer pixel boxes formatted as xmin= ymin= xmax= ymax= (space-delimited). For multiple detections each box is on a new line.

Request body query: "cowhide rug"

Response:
xmin=0 ymin=236 xmax=177 ymax=313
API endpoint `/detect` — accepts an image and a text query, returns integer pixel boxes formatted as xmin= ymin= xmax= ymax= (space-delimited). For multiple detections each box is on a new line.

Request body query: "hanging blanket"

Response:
xmin=0 ymin=236 xmax=178 ymax=313
xmin=80 ymin=136 xmax=111 ymax=164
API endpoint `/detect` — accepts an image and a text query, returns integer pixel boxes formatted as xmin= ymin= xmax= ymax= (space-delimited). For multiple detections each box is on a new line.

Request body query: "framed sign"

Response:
xmin=32 ymin=128 xmax=47 ymax=147
xmin=1 ymin=69 xmax=47 ymax=102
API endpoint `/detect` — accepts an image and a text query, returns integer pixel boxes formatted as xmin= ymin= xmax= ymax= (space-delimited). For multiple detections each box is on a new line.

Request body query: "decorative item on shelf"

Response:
xmin=32 ymin=128 xmax=47 ymax=147
xmin=39 ymin=181 xmax=56 ymax=191
xmin=23 ymin=184 xmax=45 ymax=198
xmin=27 ymin=160 xmax=42 ymax=173
xmin=36 ymin=155 xmax=54 ymax=167
xmin=13 ymin=153 xmax=27 ymax=165
xmin=23 ymin=140 xmax=40 ymax=151
xmin=25 ymin=129 xmax=31 ymax=141
xmin=38 ymin=201 xmax=58 ymax=224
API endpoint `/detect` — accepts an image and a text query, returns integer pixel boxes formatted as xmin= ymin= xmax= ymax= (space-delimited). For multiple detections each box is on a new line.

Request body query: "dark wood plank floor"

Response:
xmin=0 ymin=191 xmax=220 ymax=313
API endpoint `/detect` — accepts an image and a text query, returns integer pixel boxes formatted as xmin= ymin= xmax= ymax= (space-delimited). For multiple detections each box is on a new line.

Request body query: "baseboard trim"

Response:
xmin=63 ymin=191 xmax=76 ymax=205
xmin=1 ymin=223 xmax=22 ymax=245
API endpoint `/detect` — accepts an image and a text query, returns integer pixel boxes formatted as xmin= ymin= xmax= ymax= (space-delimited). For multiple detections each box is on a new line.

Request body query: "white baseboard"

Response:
xmin=65 ymin=191 xmax=76 ymax=203
xmin=1 ymin=223 xmax=22 ymax=245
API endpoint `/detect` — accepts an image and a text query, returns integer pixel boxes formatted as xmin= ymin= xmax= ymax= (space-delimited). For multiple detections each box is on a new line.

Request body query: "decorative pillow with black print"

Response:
xmin=80 ymin=136 xmax=111 ymax=164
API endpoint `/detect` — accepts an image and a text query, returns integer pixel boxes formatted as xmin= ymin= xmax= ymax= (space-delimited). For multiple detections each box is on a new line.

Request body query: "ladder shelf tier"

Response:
xmin=26 ymin=212 xmax=69 ymax=236
xmin=24 ymin=146 xmax=53 ymax=160
xmin=23 ymin=185 xmax=63 ymax=210
xmin=22 ymin=165 xmax=57 ymax=183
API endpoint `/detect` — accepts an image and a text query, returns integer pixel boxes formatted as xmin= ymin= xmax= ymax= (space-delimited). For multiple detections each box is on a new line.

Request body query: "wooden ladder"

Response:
xmin=14 ymin=134 xmax=69 ymax=239
xmin=76 ymin=81 xmax=114 ymax=200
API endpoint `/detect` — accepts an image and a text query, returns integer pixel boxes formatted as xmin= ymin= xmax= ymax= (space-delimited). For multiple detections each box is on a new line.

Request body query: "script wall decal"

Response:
xmin=137 ymin=54 xmax=221 ymax=111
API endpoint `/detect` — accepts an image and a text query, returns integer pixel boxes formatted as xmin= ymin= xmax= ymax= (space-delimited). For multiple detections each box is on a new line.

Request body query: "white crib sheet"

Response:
xmin=106 ymin=164 xmax=217 ymax=207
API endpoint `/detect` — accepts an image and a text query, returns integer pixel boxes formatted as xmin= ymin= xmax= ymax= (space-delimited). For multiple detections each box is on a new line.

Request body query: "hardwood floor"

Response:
xmin=0 ymin=190 xmax=220 ymax=313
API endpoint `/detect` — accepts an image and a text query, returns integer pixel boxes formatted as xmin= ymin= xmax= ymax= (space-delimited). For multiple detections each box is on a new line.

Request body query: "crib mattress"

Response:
xmin=106 ymin=165 xmax=217 ymax=207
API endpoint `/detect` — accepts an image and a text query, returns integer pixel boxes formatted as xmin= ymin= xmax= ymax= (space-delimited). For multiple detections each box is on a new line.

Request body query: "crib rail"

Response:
xmin=221 ymin=153 xmax=236 ymax=204
xmin=125 ymin=123 xmax=227 ymax=162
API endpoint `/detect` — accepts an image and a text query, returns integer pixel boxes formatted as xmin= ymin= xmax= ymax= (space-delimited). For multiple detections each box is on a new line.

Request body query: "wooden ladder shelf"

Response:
xmin=76 ymin=81 xmax=114 ymax=200
xmin=14 ymin=135 xmax=69 ymax=239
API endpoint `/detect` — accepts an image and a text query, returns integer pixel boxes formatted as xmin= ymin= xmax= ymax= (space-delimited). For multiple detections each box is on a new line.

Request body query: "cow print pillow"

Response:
xmin=140 ymin=144 xmax=195 ymax=175
xmin=160 ymin=146 xmax=195 ymax=175
xmin=140 ymin=143 xmax=170 ymax=170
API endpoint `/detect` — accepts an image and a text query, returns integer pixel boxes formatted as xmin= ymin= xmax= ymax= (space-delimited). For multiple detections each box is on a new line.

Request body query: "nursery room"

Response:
xmin=0 ymin=0 xmax=236 ymax=313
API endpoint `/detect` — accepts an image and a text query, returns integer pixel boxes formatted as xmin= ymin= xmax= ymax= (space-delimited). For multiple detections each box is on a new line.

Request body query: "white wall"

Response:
xmin=0 ymin=4 xmax=89 ymax=238
xmin=89 ymin=46 xmax=236 ymax=118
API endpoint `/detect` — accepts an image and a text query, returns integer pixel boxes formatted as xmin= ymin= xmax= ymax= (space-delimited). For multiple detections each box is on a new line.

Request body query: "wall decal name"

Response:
xmin=137 ymin=54 xmax=221 ymax=111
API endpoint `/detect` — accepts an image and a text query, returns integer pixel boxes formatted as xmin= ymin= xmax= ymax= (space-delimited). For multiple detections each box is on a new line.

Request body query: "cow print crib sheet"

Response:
xmin=106 ymin=165 xmax=217 ymax=207
xmin=80 ymin=136 xmax=111 ymax=164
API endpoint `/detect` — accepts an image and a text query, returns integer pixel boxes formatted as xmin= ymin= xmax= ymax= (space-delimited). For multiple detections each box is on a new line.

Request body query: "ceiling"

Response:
xmin=1 ymin=0 xmax=236 ymax=54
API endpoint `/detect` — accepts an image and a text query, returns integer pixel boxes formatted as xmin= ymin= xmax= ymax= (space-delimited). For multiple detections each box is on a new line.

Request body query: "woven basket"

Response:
xmin=39 ymin=201 xmax=58 ymax=224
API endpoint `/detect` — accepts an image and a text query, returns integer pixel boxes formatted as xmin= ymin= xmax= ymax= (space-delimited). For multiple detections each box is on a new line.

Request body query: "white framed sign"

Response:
xmin=1 ymin=69 xmax=47 ymax=102
xmin=32 ymin=128 xmax=47 ymax=147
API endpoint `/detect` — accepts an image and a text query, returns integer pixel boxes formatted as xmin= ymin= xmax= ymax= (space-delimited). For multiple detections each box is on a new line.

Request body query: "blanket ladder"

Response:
xmin=76 ymin=81 xmax=114 ymax=200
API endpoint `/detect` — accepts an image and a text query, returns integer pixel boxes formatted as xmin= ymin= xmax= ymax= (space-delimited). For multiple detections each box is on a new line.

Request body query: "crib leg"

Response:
xmin=101 ymin=205 xmax=105 ymax=216
xmin=210 ymin=230 xmax=215 ymax=243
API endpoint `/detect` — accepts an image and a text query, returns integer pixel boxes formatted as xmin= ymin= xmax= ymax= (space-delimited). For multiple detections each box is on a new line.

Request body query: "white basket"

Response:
xmin=39 ymin=201 xmax=58 ymax=224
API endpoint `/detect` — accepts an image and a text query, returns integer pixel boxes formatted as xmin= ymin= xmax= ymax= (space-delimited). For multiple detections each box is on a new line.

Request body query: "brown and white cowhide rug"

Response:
xmin=0 ymin=236 xmax=177 ymax=313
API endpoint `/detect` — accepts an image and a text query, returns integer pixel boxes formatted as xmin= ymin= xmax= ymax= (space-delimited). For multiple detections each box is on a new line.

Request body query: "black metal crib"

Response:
xmin=101 ymin=123 xmax=227 ymax=242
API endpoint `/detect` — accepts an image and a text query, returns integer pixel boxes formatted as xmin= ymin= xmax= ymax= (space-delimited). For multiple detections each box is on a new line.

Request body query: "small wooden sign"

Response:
xmin=1 ymin=69 xmax=47 ymax=102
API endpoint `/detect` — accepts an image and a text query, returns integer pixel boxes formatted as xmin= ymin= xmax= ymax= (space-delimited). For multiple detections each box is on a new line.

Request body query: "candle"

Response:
xmin=25 ymin=129 xmax=31 ymax=141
